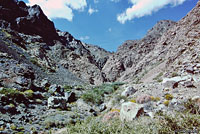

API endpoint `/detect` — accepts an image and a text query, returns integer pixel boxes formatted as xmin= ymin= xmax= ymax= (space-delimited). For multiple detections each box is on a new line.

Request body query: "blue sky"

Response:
xmin=21 ymin=0 xmax=198 ymax=52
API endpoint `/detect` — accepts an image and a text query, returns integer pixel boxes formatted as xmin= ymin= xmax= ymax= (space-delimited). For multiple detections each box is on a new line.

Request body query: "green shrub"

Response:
xmin=151 ymin=96 xmax=160 ymax=102
xmin=81 ymin=89 xmax=103 ymax=105
xmin=163 ymin=100 xmax=170 ymax=106
xmin=81 ymin=83 xmax=121 ymax=105
xmin=30 ymin=57 xmax=41 ymax=67
xmin=63 ymin=85 xmax=73 ymax=92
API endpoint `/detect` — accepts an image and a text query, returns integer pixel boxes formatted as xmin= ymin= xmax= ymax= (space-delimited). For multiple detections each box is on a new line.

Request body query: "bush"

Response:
xmin=171 ymin=72 xmax=178 ymax=77
xmin=163 ymin=100 xmax=170 ymax=106
xmin=81 ymin=83 xmax=121 ymax=105
xmin=130 ymin=99 xmax=136 ymax=103
xmin=110 ymin=109 xmax=120 ymax=112
xmin=153 ymin=72 xmax=163 ymax=83
xmin=151 ymin=96 xmax=160 ymax=102
xmin=165 ymin=94 xmax=173 ymax=100
xmin=30 ymin=57 xmax=41 ymax=67
xmin=63 ymin=85 xmax=73 ymax=92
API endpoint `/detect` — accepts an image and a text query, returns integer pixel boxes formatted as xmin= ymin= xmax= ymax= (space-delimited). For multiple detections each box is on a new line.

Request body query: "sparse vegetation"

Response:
xmin=165 ymin=94 xmax=173 ymax=100
xmin=130 ymin=99 xmax=136 ymax=103
xmin=63 ymin=85 xmax=73 ymax=92
xmin=60 ymin=109 xmax=200 ymax=134
xmin=81 ymin=83 xmax=122 ymax=105
xmin=156 ymin=111 xmax=200 ymax=134
xmin=153 ymin=72 xmax=163 ymax=82
xmin=151 ymin=96 xmax=160 ymax=102
xmin=163 ymin=100 xmax=170 ymax=106
xmin=63 ymin=117 xmax=157 ymax=134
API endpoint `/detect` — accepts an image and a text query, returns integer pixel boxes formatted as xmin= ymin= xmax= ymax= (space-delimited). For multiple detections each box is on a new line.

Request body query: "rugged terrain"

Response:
xmin=0 ymin=0 xmax=200 ymax=134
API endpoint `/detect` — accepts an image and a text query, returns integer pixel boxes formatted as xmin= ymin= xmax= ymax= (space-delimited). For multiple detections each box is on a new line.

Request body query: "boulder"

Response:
xmin=49 ymin=84 xmax=63 ymax=95
xmin=120 ymin=102 xmax=144 ymax=122
xmin=121 ymin=86 xmax=137 ymax=97
xmin=99 ymin=103 xmax=107 ymax=112
xmin=64 ymin=92 xmax=76 ymax=103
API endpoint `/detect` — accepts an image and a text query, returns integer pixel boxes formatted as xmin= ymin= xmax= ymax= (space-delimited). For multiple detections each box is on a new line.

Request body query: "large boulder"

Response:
xmin=47 ymin=96 xmax=68 ymax=110
xmin=120 ymin=102 xmax=144 ymax=122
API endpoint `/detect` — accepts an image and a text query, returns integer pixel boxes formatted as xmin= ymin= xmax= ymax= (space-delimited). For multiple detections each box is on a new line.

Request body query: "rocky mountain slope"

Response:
xmin=102 ymin=20 xmax=176 ymax=82
xmin=0 ymin=0 xmax=111 ymax=88
xmin=103 ymin=0 xmax=200 ymax=84
xmin=0 ymin=0 xmax=200 ymax=133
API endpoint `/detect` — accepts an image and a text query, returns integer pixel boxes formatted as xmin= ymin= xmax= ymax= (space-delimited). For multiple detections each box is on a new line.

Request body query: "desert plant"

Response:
xmin=163 ymin=100 xmax=170 ymax=106
xmin=110 ymin=109 xmax=120 ymax=112
xmin=63 ymin=85 xmax=73 ymax=92
xmin=165 ymin=94 xmax=173 ymax=100
xmin=130 ymin=99 xmax=136 ymax=103
xmin=151 ymin=96 xmax=160 ymax=102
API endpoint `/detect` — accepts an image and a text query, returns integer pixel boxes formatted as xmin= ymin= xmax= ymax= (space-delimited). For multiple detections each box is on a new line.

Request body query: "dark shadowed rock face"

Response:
xmin=0 ymin=0 xmax=58 ymax=43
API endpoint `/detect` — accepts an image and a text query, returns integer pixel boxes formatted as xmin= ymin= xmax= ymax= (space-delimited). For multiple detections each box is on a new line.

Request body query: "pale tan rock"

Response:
xmin=120 ymin=102 xmax=144 ymax=122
